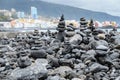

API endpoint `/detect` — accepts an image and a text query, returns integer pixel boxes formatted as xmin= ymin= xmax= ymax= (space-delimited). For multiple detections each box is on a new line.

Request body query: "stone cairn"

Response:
xmin=89 ymin=19 xmax=95 ymax=32
xmin=65 ymin=23 xmax=76 ymax=38
xmin=56 ymin=14 xmax=66 ymax=42
xmin=80 ymin=17 xmax=88 ymax=31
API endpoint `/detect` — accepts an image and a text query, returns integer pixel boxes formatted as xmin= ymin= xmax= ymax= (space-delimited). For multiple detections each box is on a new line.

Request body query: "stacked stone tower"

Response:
xmin=56 ymin=14 xmax=66 ymax=42
xmin=80 ymin=17 xmax=88 ymax=31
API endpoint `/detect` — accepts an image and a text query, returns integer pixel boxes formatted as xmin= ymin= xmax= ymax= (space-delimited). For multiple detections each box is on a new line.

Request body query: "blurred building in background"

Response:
xmin=17 ymin=12 xmax=25 ymax=18
xmin=31 ymin=7 xmax=38 ymax=19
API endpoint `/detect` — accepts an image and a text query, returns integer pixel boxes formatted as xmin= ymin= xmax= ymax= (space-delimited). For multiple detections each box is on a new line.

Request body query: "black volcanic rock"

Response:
xmin=30 ymin=49 xmax=47 ymax=59
xmin=17 ymin=56 xmax=31 ymax=68
xmin=0 ymin=19 xmax=120 ymax=80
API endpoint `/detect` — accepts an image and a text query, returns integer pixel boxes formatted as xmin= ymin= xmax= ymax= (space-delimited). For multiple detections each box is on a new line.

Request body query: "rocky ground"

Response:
xmin=0 ymin=28 xmax=120 ymax=80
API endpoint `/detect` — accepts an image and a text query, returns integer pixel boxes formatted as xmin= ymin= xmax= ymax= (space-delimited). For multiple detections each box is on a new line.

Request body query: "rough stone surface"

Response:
xmin=9 ymin=59 xmax=48 ymax=80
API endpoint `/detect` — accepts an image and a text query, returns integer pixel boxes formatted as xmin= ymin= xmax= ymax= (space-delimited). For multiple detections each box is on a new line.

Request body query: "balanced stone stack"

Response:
xmin=65 ymin=23 xmax=76 ymax=37
xmin=17 ymin=54 xmax=31 ymax=68
xmin=109 ymin=27 xmax=118 ymax=36
xmin=80 ymin=17 xmax=88 ymax=31
xmin=33 ymin=29 xmax=39 ymax=36
xmin=56 ymin=14 xmax=66 ymax=32
xmin=88 ymin=19 xmax=95 ymax=32
xmin=56 ymin=14 xmax=66 ymax=42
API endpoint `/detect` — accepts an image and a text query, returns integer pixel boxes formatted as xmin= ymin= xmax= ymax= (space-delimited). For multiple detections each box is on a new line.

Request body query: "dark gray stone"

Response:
xmin=95 ymin=50 xmax=107 ymax=56
xmin=17 ymin=56 xmax=31 ymax=68
xmin=87 ymin=63 xmax=109 ymax=73
xmin=30 ymin=49 xmax=47 ymax=59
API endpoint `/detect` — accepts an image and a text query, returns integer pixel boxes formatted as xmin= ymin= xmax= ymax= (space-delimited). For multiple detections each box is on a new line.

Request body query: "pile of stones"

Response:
xmin=0 ymin=15 xmax=120 ymax=80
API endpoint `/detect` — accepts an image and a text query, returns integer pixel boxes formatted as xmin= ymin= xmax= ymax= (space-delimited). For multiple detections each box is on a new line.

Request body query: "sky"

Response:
xmin=41 ymin=0 xmax=120 ymax=16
